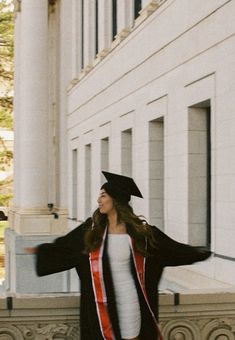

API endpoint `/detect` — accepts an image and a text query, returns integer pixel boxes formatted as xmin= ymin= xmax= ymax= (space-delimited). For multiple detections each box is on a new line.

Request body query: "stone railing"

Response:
xmin=0 ymin=294 xmax=80 ymax=339
xmin=159 ymin=290 xmax=235 ymax=339
xmin=0 ymin=291 xmax=235 ymax=339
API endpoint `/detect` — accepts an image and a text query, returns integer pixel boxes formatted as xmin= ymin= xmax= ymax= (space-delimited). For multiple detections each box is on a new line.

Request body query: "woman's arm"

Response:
xmin=151 ymin=226 xmax=212 ymax=267
xmin=33 ymin=219 xmax=91 ymax=276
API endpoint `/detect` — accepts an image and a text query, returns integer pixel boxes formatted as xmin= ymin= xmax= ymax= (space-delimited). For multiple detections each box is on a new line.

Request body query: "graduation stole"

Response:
xmin=89 ymin=228 xmax=163 ymax=340
xmin=129 ymin=238 xmax=164 ymax=340
xmin=89 ymin=228 xmax=115 ymax=340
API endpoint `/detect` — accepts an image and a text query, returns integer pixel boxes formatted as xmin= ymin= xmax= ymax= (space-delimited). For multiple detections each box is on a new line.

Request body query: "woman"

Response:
xmin=29 ymin=171 xmax=211 ymax=340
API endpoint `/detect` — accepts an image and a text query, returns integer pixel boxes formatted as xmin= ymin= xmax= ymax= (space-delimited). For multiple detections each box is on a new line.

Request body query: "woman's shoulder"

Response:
xmin=147 ymin=224 xmax=176 ymax=245
xmin=55 ymin=217 xmax=92 ymax=245
xmin=148 ymin=224 xmax=164 ymax=237
xmin=70 ymin=217 xmax=92 ymax=235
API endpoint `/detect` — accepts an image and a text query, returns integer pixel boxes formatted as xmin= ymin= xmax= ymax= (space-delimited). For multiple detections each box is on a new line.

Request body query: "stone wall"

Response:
xmin=160 ymin=291 xmax=235 ymax=339
xmin=0 ymin=294 xmax=80 ymax=339
xmin=0 ymin=291 xmax=235 ymax=339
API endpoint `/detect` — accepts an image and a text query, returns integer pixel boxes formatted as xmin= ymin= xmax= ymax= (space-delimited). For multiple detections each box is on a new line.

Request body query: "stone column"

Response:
xmin=19 ymin=0 xmax=49 ymax=211
xmin=97 ymin=0 xmax=112 ymax=60
xmin=12 ymin=4 xmax=21 ymax=210
xmin=6 ymin=0 xmax=68 ymax=294
xmin=115 ymin=0 xmax=134 ymax=43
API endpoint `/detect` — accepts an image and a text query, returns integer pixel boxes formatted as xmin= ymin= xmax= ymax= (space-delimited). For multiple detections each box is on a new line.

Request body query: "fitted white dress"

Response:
xmin=107 ymin=234 xmax=141 ymax=339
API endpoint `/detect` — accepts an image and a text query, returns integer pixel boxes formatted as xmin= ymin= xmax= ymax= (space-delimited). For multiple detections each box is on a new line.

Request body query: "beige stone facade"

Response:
xmin=6 ymin=0 xmax=235 ymax=296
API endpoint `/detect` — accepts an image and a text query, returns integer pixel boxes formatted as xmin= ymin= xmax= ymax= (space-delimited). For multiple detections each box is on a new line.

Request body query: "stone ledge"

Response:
xmin=0 ymin=291 xmax=235 ymax=339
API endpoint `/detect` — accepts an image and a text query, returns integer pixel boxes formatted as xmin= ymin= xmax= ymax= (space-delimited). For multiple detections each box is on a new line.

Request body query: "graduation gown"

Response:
xmin=36 ymin=218 xmax=211 ymax=340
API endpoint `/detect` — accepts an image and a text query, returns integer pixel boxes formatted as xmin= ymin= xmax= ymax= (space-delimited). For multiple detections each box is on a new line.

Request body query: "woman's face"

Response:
xmin=97 ymin=189 xmax=115 ymax=214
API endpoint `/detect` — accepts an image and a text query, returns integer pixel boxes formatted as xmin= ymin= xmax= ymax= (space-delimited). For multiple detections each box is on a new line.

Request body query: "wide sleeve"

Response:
xmin=151 ymin=226 xmax=212 ymax=267
xmin=36 ymin=220 xmax=90 ymax=276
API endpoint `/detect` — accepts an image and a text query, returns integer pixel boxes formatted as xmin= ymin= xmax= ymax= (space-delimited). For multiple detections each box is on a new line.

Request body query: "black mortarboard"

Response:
xmin=101 ymin=171 xmax=143 ymax=203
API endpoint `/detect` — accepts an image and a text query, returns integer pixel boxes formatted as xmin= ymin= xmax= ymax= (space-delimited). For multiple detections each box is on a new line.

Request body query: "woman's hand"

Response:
xmin=24 ymin=247 xmax=37 ymax=254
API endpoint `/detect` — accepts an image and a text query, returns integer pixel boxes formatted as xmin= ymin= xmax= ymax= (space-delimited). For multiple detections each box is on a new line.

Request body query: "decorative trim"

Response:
xmin=112 ymin=28 xmax=131 ymax=47
xmin=135 ymin=0 xmax=160 ymax=24
xmin=96 ymin=48 xmax=111 ymax=61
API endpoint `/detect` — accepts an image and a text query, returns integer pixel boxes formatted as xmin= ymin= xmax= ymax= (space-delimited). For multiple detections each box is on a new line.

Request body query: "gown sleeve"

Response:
xmin=36 ymin=219 xmax=90 ymax=276
xmin=151 ymin=226 xmax=212 ymax=267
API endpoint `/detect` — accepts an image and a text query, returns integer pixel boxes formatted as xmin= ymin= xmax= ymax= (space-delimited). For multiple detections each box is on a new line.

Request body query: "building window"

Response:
xmin=135 ymin=0 xmax=142 ymax=19
xmin=188 ymin=101 xmax=211 ymax=247
xmin=149 ymin=118 xmax=164 ymax=229
xmin=112 ymin=0 xmax=117 ymax=40
xmin=81 ymin=0 xmax=84 ymax=69
xmin=85 ymin=144 xmax=92 ymax=217
xmin=101 ymin=137 xmax=109 ymax=181
xmin=95 ymin=0 xmax=99 ymax=55
xmin=121 ymin=129 xmax=132 ymax=177
xmin=72 ymin=149 xmax=78 ymax=220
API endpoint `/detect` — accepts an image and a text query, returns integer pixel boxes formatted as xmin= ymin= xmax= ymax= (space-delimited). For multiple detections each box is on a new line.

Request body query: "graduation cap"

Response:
xmin=101 ymin=171 xmax=143 ymax=203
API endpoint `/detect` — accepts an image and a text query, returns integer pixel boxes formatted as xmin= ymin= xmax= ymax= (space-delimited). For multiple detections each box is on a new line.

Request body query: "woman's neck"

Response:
xmin=107 ymin=210 xmax=126 ymax=234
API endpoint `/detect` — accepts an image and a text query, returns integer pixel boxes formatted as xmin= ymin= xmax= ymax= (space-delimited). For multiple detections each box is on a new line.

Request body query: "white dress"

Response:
xmin=107 ymin=234 xmax=141 ymax=339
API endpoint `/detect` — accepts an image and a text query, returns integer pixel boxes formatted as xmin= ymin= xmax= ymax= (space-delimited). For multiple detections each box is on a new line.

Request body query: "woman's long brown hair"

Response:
xmin=84 ymin=200 xmax=157 ymax=256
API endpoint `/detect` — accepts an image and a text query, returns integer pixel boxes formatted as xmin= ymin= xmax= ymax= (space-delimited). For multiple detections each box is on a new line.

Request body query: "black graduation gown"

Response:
xmin=36 ymin=218 xmax=211 ymax=340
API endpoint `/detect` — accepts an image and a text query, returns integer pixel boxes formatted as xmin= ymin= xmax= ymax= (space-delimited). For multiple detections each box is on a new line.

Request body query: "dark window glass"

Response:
xmin=112 ymin=0 xmax=117 ymax=40
xmin=81 ymin=0 xmax=84 ymax=69
xmin=95 ymin=0 xmax=98 ymax=55
xmin=206 ymin=106 xmax=211 ymax=248
xmin=134 ymin=0 xmax=142 ymax=19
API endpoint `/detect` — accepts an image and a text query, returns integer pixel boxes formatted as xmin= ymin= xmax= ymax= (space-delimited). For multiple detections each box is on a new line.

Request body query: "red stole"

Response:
xmin=89 ymin=229 xmax=163 ymax=340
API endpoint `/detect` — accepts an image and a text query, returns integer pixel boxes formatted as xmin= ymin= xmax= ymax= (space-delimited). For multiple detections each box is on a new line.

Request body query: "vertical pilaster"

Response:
xmin=97 ymin=0 xmax=112 ymax=59
xmin=116 ymin=0 xmax=134 ymax=42
xmin=83 ymin=0 xmax=96 ymax=71
xmin=71 ymin=0 xmax=83 ymax=80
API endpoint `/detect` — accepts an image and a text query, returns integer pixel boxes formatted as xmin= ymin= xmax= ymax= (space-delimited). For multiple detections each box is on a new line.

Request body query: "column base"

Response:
xmin=4 ymin=229 xmax=80 ymax=294
xmin=8 ymin=207 xmax=68 ymax=235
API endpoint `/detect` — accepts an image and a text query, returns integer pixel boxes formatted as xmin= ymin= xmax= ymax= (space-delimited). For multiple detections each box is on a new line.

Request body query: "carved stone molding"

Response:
xmin=0 ymin=293 xmax=235 ymax=340
xmin=161 ymin=317 xmax=235 ymax=340
xmin=162 ymin=319 xmax=201 ymax=340
xmin=201 ymin=318 xmax=235 ymax=340
xmin=0 ymin=323 xmax=79 ymax=340
xmin=0 ymin=325 xmax=24 ymax=340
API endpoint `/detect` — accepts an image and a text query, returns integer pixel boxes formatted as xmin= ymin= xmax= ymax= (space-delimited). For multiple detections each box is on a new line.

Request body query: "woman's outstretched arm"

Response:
xmin=151 ymin=226 xmax=212 ymax=267
xmin=27 ymin=219 xmax=91 ymax=276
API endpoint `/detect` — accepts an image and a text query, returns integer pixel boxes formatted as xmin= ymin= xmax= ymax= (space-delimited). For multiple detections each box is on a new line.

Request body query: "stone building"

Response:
xmin=5 ymin=0 xmax=235 ymax=296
